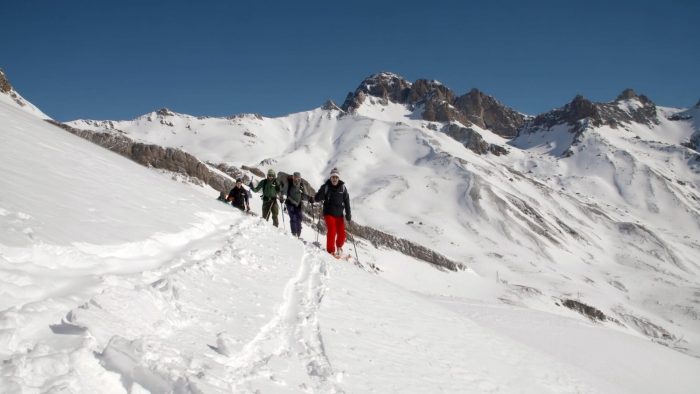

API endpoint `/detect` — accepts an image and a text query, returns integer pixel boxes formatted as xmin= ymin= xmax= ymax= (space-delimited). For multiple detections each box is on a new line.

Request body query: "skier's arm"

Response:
xmin=251 ymin=180 xmax=263 ymax=193
xmin=313 ymin=185 xmax=325 ymax=203
xmin=343 ymin=187 xmax=351 ymax=220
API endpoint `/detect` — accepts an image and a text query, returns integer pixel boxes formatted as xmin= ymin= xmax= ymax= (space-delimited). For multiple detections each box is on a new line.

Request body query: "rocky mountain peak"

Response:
xmin=569 ymin=95 xmax=599 ymax=119
xmin=342 ymin=72 xmax=525 ymax=139
xmin=521 ymin=92 xmax=660 ymax=152
xmin=340 ymin=72 xmax=412 ymax=113
xmin=321 ymin=99 xmax=342 ymax=112
xmin=616 ymin=88 xmax=638 ymax=101
xmin=0 ymin=68 xmax=13 ymax=93
xmin=156 ymin=108 xmax=175 ymax=117
xmin=695 ymin=98 xmax=700 ymax=109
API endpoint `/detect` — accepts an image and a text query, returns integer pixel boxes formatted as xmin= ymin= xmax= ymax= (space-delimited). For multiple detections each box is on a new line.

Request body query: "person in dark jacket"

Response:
xmin=313 ymin=167 xmax=351 ymax=257
xmin=251 ymin=169 xmax=282 ymax=227
xmin=284 ymin=172 xmax=307 ymax=238
xmin=227 ymin=178 xmax=250 ymax=212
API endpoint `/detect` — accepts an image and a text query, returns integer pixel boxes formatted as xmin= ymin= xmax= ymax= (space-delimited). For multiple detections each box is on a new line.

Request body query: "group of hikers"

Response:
xmin=217 ymin=167 xmax=351 ymax=258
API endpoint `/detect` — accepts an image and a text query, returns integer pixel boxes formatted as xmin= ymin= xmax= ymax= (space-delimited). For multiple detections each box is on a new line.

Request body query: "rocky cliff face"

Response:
xmin=520 ymin=90 xmax=660 ymax=137
xmin=443 ymin=124 xmax=508 ymax=156
xmin=407 ymin=79 xmax=469 ymax=125
xmin=695 ymin=98 xmax=700 ymax=109
xmin=454 ymin=88 xmax=525 ymax=139
xmin=342 ymin=72 xmax=524 ymax=140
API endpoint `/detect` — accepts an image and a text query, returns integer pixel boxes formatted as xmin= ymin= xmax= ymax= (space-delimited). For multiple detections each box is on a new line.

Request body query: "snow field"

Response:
xmin=3 ymin=86 xmax=700 ymax=393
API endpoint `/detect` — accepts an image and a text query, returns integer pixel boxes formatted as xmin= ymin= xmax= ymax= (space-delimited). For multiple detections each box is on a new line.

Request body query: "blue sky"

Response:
xmin=2 ymin=0 xmax=698 ymax=121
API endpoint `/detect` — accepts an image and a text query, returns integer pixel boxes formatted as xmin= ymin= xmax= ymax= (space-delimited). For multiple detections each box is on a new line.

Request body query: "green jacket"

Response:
xmin=252 ymin=178 xmax=281 ymax=199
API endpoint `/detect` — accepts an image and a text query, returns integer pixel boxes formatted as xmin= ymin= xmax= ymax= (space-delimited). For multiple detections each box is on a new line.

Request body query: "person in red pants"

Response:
xmin=313 ymin=167 xmax=351 ymax=258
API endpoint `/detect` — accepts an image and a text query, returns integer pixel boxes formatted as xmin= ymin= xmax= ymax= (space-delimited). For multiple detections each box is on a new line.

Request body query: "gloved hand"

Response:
xmin=308 ymin=196 xmax=314 ymax=204
xmin=345 ymin=214 xmax=352 ymax=222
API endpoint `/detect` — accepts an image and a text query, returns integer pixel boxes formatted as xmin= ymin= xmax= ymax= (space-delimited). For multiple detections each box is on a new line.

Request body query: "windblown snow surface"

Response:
xmin=2 ymin=87 xmax=700 ymax=393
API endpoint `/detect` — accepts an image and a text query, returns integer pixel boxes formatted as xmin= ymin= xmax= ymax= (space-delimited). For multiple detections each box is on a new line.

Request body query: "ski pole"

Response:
xmin=316 ymin=204 xmax=323 ymax=245
xmin=281 ymin=200 xmax=285 ymax=225
xmin=348 ymin=225 xmax=360 ymax=264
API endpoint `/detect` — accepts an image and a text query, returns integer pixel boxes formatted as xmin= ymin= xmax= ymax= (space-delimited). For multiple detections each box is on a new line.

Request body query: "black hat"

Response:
xmin=236 ymin=178 xmax=242 ymax=183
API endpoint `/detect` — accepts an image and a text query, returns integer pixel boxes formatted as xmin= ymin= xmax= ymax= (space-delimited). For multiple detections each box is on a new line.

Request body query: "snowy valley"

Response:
xmin=2 ymin=68 xmax=700 ymax=393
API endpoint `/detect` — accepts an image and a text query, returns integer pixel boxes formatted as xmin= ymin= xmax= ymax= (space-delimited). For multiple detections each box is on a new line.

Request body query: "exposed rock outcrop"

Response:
xmin=45 ymin=120 xmax=238 ymax=192
xmin=321 ymin=99 xmax=342 ymax=111
xmin=562 ymin=299 xmax=622 ymax=325
xmin=695 ymin=98 xmax=700 ymax=109
xmin=408 ymin=79 xmax=457 ymax=106
xmin=0 ymin=68 xmax=31 ymax=108
xmin=341 ymin=72 xmax=412 ymax=113
xmin=520 ymin=91 xmax=660 ymax=142
xmin=454 ymin=88 xmax=526 ymax=139
xmin=616 ymin=88 xmax=637 ymax=101
xmin=241 ymin=165 xmax=265 ymax=178
xmin=0 ymin=68 xmax=12 ymax=93
xmin=409 ymin=79 xmax=469 ymax=125
xmin=208 ymin=162 xmax=252 ymax=185
xmin=443 ymin=124 xmax=509 ymax=156
xmin=156 ymin=108 xmax=175 ymax=117
xmin=302 ymin=208 xmax=464 ymax=271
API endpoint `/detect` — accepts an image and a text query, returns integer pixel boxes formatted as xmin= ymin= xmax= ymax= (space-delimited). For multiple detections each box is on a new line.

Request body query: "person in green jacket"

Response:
xmin=250 ymin=169 xmax=282 ymax=227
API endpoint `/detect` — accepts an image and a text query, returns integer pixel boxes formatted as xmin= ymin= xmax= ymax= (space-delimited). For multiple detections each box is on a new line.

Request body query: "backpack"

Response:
xmin=286 ymin=175 xmax=305 ymax=206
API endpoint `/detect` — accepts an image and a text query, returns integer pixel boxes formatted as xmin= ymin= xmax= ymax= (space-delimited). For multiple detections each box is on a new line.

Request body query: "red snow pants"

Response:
xmin=323 ymin=215 xmax=346 ymax=254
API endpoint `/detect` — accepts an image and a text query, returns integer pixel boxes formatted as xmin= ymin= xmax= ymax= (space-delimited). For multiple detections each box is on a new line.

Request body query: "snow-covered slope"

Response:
xmin=3 ymin=73 xmax=700 ymax=392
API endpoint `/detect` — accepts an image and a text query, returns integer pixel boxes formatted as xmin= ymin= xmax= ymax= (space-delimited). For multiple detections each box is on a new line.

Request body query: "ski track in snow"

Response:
xmin=228 ymin=245 xmax=343 ymax=393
